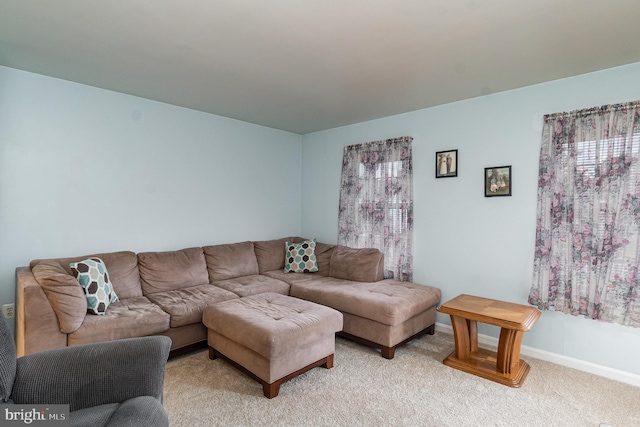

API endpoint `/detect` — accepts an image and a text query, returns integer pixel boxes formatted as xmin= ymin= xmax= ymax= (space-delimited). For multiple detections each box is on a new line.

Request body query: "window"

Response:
xmin=529 ymin=102 xmax=640 ymax=327
xmin=338 ymin=137 xmax=414 ymax=281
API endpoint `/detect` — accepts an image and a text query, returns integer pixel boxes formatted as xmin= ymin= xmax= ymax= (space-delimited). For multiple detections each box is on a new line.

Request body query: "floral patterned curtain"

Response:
xmin=338 ymin=136 xmax=413 ymax=281
xmin=529 ymin=101 xmax=640 ymax=328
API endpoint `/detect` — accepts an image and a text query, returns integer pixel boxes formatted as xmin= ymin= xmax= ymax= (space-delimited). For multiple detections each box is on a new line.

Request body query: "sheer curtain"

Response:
xmin=529 ymin=101 xmax=640 ymax=328
xmin=337 ymin=136 xmax=413 ymax=281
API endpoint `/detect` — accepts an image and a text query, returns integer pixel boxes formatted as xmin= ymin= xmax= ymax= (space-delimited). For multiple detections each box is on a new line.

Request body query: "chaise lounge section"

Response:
xmin=15 ymin=237 xmax=441 ymax=360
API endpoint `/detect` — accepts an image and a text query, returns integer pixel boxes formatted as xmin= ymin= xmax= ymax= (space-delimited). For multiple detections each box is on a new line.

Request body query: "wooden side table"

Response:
xmin=437 ymin=294 xmax=540 ymax=387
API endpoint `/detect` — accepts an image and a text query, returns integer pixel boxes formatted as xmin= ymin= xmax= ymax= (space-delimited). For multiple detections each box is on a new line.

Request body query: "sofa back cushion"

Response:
xmin=313 ymin=242 xmax=336 ymax=276
xmin=31 ymin=261 xmax=87 ymax=333
xmin=30 ymin=251 xmax=142 ymax=300
xmin=329 ymin=246 xmax=385 ymax=282
xmin=253 ymin=237 xmax=300 ymax=273
xmin=203 ymin=242 xmax=259 ymax=281
xmin=138 ymin=247 xmax=209 ymax=294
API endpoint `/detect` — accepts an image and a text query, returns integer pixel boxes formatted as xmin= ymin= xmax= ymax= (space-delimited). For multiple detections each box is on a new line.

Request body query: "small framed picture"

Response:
xmin=485 ymin=166 xmax=512 ymax=197
xmin=436 ymin=149 xmax=458 ymax=178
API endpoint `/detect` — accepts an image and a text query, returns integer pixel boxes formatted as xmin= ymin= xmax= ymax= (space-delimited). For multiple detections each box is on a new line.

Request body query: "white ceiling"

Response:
xmin=2 ymin=1 xmax=640 ymax=134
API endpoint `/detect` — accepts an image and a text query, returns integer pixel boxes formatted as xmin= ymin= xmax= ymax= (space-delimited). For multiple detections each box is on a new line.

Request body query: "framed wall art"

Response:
xmin=484 ymin=165 xmax=511 ymax=197
xmin=436 ymin=149 xmax=458 ymax=178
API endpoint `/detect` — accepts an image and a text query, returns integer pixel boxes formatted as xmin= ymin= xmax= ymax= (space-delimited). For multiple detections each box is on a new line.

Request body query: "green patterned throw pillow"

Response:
xmin=70 ymin=257 xmax=119 ymax=315
xmin=284 ymin=239 xmax=319 ymax=273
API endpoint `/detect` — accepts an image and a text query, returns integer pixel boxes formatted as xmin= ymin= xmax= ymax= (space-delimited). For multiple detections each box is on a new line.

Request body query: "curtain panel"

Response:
xmin=337 ymin=136 xmax=413 ymax=281
xmin=529 ymin=101 xmax=640 ymax=328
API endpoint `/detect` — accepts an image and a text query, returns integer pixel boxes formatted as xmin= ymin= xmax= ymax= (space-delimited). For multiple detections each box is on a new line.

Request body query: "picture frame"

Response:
xmin=435 ymin=149 xmax=458 ymax=178
xmin=484 ymin=166 xmax=512 ymax=197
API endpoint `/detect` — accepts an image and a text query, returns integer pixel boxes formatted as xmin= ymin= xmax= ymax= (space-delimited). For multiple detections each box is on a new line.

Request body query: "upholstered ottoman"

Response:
xmin=203 ymin=293 xmax=343 ymax=398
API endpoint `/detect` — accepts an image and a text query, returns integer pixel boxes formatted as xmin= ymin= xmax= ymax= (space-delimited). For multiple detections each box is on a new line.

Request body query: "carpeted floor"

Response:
xmin=163 ymin=331 xmax=639 ymax=427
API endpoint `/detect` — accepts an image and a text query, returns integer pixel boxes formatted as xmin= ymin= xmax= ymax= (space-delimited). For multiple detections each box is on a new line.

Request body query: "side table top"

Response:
xmin=437 ymin=294 xmax=540 ymax=331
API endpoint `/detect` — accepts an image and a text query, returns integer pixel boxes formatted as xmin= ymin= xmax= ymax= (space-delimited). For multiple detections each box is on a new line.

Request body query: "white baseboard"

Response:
xmin=434 ymin=322 xmax=640 ymax=388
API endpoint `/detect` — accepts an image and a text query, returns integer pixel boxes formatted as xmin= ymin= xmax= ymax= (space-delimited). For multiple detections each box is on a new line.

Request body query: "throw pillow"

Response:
xmin=70 ymin=257 xmax=119 ymax=315
xmin=284 ymin=239 xmax=319 ymax=273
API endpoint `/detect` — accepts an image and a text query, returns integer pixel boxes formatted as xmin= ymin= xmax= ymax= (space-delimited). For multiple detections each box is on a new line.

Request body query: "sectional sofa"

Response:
xmin=15 ymin=237 xmax=441 ymax=359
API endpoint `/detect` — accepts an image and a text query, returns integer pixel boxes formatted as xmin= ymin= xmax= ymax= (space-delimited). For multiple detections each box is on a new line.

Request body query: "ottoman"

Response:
xmin=203 ymin=293 xmax=343 ymax=398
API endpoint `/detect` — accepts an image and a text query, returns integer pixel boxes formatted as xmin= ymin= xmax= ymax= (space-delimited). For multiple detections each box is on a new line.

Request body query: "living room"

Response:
xmin=1 ymin=1 xmax=640 ymax=425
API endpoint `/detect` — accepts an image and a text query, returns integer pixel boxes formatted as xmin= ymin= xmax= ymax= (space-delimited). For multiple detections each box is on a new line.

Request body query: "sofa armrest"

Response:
xmin=11 ymin=335 xmax=171 ymax=412
xmin=15 ymin=267 xmax=67 ymax=357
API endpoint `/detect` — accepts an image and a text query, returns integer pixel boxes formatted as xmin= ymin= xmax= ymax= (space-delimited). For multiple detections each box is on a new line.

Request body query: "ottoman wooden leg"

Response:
xmin=208 ymin=347 xmax=335 ymax=399
xmin=260 ymin=354 xmax=337 ymax=398
xmin=263 ymin=380 xmax=281 ymax=398
xmin=381 ymin=346 xmax=396 ymax=360
xmin=261 ymin=354 xmax=335 ymax=398
xmin=324 ymin=353 xmax=334 ymax=369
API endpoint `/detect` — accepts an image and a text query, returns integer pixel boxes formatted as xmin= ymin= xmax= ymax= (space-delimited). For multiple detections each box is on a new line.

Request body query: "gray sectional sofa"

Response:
xmin=15 ymin=237 xmax=441 ymax=359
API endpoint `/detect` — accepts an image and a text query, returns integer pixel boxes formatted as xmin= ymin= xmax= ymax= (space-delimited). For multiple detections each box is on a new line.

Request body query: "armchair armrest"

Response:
xmin=11 ymin=335 xmax=171 ymax=412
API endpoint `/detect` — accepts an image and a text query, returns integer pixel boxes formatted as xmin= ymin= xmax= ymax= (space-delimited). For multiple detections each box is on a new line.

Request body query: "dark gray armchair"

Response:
xmin=0 ymin=315 xmax=171 ymax=427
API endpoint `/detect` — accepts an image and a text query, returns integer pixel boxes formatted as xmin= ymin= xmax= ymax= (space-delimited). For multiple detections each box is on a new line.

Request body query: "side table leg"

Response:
xmin=467 ymin=319 xmax=478 ymax=353
xmin=496 ymin=328 xmax=524 ymax=375
xmin=450 ymin=315 xmax=471 ymax=360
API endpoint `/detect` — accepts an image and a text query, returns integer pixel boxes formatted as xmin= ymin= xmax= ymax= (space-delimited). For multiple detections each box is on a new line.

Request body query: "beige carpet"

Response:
xmin=163 ymin=331 xmax=639 ymax=427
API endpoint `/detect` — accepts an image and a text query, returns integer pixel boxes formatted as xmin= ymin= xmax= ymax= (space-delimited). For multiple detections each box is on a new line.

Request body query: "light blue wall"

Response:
xmin=0 ymin=66 xmax=302 ymax=328
xmin=301 ymin=62 xmax=640 ymax=375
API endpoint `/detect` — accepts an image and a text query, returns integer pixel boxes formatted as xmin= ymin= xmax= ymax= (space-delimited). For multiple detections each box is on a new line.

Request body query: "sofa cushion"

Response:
xmin=253 ymin=237 xmax=301 ymax=273
xmin=30 ymin=251 xmax=143 ymax=300
xmin=67 ymin=296 xmax=170 ymax=346
xmin=290 ymin=278 xmax=441 ymax=326
xmin=313 ymin=242 xmax=336 ymax=276
xmin=329 ymin=246 xmax=384 ymax=282
xmin=70 ymin=258 xmax=119 ymax=316
xmin=138 ymin=247 xmax=208 ymax=294
xmin=212 ymin=274 xmax=290 ymax=297
xmin=145 ymin=285 xmax=238 ymax=328
xmin=284 ymin=239 xmax=318 ymax=273
xmin=32 ymin=261 xmax=87 ymax=333
xmin=203 ymin=242 xmax=259 ymax=281
xmin=262 ymin=270 xmax=321 ymax=287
